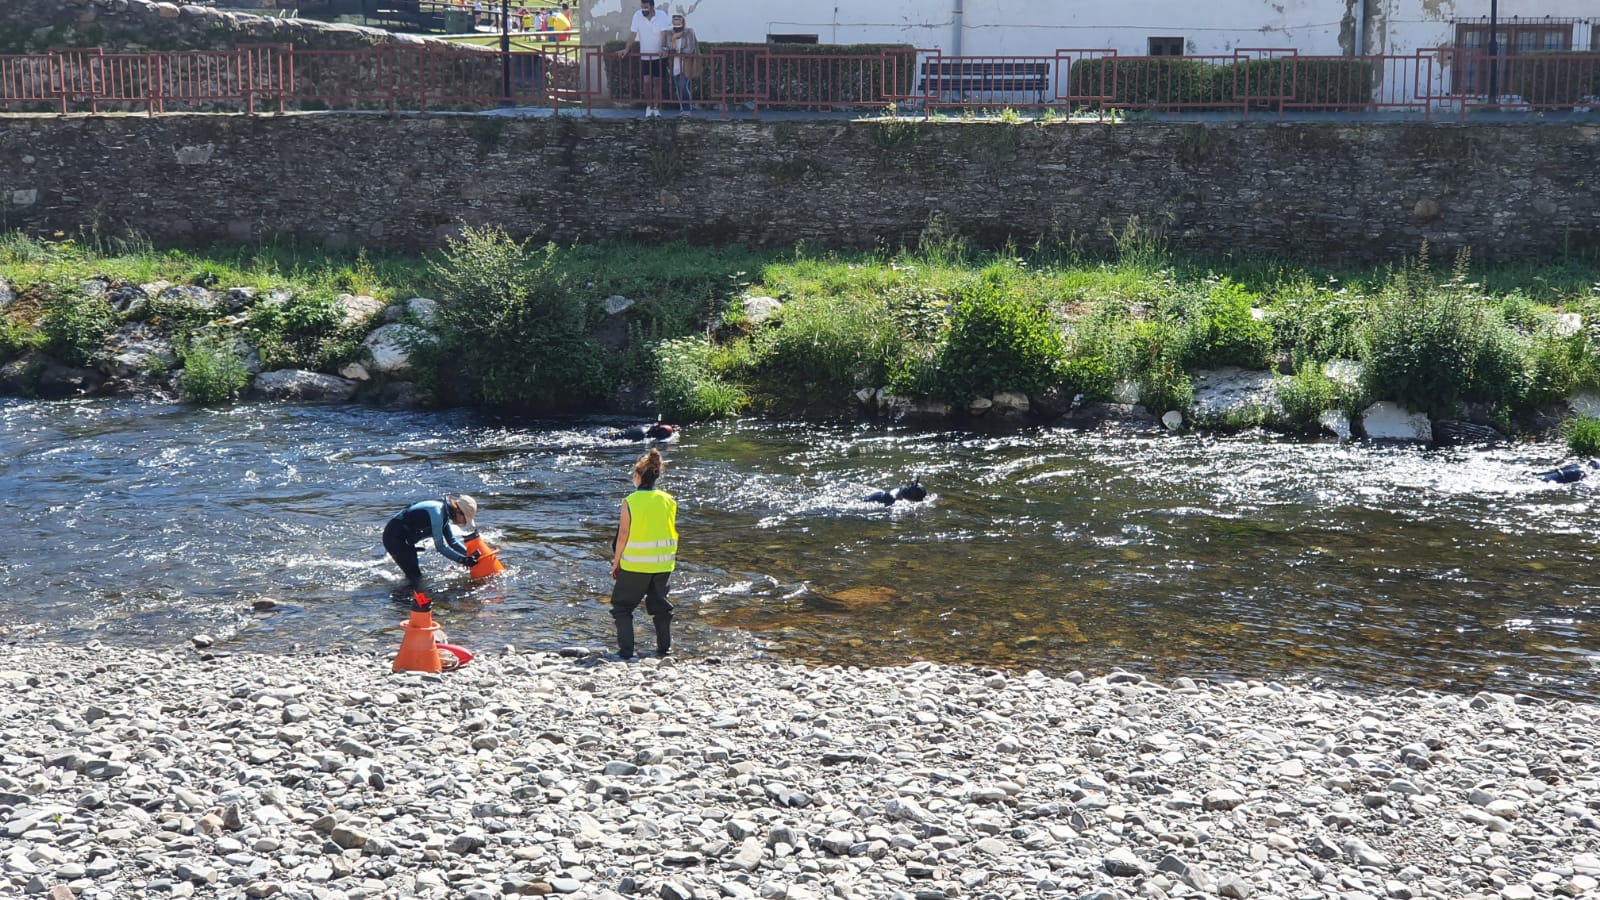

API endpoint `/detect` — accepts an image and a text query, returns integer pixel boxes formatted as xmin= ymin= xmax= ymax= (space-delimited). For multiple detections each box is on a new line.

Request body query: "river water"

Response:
xmin=2 ymin=399 xmax=1596 ymax=699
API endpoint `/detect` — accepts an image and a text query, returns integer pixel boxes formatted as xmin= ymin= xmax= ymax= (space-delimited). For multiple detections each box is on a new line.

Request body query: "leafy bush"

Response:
xmin=1060 ymin=298 xmax=1141 ymax=401
xmin=1277 ymin=362 xmax=1361 ymax=433
xmin=1361 ymin=254 xmax=1529 ymax=417
xmin=1563 ymin=416 xmax=1600 ymax=456
xmin=1066 ymin=57 xmax=1377 ymax=110
xmin=1271 ymin=279 xmax=1370 ymax=365
xmin=40 ymin=291 xmax=115 ymax=367
xmin=930 ymin=276 xmax=1065 ymax=401
xmin=246 ymin=290 xmax=346 ymax=371
xmin=1523 ymin=320 xmax=1600 ymax=407
xmin=0 ymin=314 xmax=45 ymax=363
xmin=751 ymin=293 xmax=896 ymax=407
xmin=430 ymin=227 xmax=605 ymax=408
xmin=654 ymin=336 xmax=747 ymax=421
xmin=1167 ymin=277 xmax=1273 ymax=370
xmin=178 ymin=337 xmax=250 ymax=405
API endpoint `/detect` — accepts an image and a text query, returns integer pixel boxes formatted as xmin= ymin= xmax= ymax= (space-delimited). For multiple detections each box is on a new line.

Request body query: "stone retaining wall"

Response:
xmin=2 ymin=115 xmax=1597 ymax=263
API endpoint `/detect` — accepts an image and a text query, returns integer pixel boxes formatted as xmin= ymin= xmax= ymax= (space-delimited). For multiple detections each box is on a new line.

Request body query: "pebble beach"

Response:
xmin=3 ymin=644 xmax=1598 ymax=900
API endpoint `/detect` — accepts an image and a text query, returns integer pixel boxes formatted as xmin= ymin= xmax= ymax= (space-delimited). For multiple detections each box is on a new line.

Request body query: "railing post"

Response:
xmin=52 ymin=51 xmax=67 ymax=115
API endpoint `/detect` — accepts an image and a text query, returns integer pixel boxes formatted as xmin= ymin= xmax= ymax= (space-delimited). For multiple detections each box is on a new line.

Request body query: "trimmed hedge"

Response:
xmin=601 ymin=41 xmax=915 ymax=107
xmin=1504 ymin=52 xmax=1600 ymax=106
xmin=1066 ymin=56 xmax=1377 ymax=110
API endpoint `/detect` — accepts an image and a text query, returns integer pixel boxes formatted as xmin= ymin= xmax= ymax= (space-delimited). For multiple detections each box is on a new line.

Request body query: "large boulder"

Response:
xmin=37 ymin=363 xmax=106 ymax=399
xmin=158 ymin=285 xmax=218 ymax=315
xmin=743 ymin=296 xmax=783 ymax=326
xmin=100 ymin=324 xmax=177 ymax=379
xmin=363 ymin=323 xmax=433 ymax=375
xmin=0 ymin=356 xmax=42 ymax=395
xmin=1190 ymin=367 xmax=1283 ymax=425
xmin=250 ymin=369 xmax=358 ymax=402
xmin=1359 ymin=401 xmax=1432 ymax=442
xmin=382 ymin=297 xmax=439 ymax=327
xmin=336 ymin=293 xmax=383 ymax=328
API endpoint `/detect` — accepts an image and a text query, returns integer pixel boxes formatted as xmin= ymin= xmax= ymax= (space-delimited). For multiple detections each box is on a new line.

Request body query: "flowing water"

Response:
xmin=2 ymin=398 xmax=1597 ymax=700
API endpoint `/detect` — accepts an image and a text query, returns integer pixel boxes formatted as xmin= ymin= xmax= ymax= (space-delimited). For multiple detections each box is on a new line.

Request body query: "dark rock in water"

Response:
xmin=1433 ymin=420 xmax=1506 ymax=446
xmin=0 ymin=355 xmax=43 ymax=395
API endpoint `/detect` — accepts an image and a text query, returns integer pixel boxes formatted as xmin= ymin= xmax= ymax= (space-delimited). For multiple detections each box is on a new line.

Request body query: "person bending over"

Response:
xmin=609 ymin=448 xmax=678 ymax=659
xmin=606 ymin=423 xmax=676 ymax=441
xmin=384 ymin=494 xmax=481 ymax=589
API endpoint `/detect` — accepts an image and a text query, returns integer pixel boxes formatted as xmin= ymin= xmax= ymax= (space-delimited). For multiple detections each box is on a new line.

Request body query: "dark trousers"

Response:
xmin=383 ymin=517 xmax=422 ymax=588
xmin=610 ymin=570 xmax=673 ymax=657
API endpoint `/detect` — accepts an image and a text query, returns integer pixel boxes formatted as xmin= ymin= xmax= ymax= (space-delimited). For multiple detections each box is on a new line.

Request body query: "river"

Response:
xmin=2 ymin=399 xmax=1596 ymax=700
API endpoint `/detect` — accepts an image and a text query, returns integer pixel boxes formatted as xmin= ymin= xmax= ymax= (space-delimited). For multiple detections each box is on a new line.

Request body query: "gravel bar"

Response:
xmin=2 ymin=643 xmax=1597 ymax=900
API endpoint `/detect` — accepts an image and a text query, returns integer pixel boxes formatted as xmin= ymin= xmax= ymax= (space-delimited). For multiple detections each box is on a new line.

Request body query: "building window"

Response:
xmin=1452 ymin=23 xmax=1573 ymax=93
xmin=1147 ymin=37 xmax=1184 ymax=57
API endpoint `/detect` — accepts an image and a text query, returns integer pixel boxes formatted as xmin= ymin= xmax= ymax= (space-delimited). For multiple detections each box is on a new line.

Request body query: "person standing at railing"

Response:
xmin=624 ymin=0 xmax=672 ymax=117
xmin=666 ymin=12 xmax=700 ymax=117
xmin=549 ymin=3 xmax=573 ymax=42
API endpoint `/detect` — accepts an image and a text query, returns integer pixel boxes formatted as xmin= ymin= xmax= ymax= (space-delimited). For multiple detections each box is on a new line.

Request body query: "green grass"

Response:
xmin=5 ymin=229 xmax=1600 ymax=428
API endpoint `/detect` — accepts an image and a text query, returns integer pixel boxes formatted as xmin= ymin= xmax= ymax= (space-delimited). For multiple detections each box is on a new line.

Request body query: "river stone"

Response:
xmin=1555 ymin=312 xmax=1582 ymax=337
xmin=250 ymin=369 xmax=358 ymax=402
xmin=743 ymin=295 xmax=783 ymax=325
xmin=363 ymin=323 xmax=432 ymax=375
xmin=0 ymin=356 xmax=42 ymax=394
xmin=337 ymin=293 xmax=382 ymax=328
xmin=1161 ymin=410 xmax=1183 ymax=431
xmin=339 ymin=362 xmax=370 ymax=381
xmin=993 ymin=391 xmax=1029 ymax=417
xmin=1360 ymin=401 xmax=1432 ymax=442
xmin=0 ymin=276 xmax=13 ymax=309
xmin=159 ymin=284 xmax=217 ymax=313
xmin=968 ymin=396 xmax=993 ymax=415
xmin=1319 ymin=409 xmax=1351 ymax=440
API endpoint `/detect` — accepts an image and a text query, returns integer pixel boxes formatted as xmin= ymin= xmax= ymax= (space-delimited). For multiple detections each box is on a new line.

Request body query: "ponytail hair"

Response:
xmin=634 ymin=447 xmax=665 ymax=488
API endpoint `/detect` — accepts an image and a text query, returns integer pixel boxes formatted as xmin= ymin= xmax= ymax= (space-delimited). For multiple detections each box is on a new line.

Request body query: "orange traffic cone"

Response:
xmin=393 ymin=592 xmax=443 ymax=673
xmin=463 ymin=531 xmax=506 ymax=579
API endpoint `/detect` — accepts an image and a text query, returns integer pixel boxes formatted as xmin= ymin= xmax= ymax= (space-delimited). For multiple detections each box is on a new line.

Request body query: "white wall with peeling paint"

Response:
xmin=581 ymin=0 xmax=1598 ymax=57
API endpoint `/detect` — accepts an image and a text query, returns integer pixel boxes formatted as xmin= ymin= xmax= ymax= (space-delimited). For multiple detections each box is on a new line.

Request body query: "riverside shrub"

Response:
xmin=654 ymin=336 xmax=746 ymax=420
xmin=40 ymin=291 xmax=115 ymax=367
xmin=430 ymin=227 xmax=604 ymax=408
xmin=1563 ymin=416 xmax=1600 ymax=456
xmin=750 ymin=293 xmax=895 ymax=407
xmin=178 ymin=337 xmax=249 ymax=405
xmin=1362 ymin=257 xmax=1528 ymax=417
xmin=1168 ymin=277 xmax=1273 ymax=370
xmin=932 ymin=277 xmax=1065 ymax=401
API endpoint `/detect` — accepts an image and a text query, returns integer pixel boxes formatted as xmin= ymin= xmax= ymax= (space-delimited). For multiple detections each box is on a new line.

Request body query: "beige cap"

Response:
xmin=452 ymin=494 xmax=478 ymax=528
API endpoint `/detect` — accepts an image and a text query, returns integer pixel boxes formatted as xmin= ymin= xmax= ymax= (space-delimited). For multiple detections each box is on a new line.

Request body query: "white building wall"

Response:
xmin=584 ymin=0 xmax=1598 ymax=58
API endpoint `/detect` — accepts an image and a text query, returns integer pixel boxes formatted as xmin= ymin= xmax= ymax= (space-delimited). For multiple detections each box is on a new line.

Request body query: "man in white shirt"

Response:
xmin=624 ymin=0 xmax=671 ymax=117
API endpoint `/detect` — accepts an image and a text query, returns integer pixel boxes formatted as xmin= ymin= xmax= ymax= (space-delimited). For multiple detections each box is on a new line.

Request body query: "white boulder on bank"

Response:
xmin=363 ymin=323 xmax=433 ymax=376
xmin=1360 ymin=401 xmax=1432 ymax=442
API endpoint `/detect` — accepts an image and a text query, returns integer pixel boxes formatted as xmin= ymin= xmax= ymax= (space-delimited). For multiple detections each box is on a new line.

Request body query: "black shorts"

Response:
xmin=639 ymin=57 xmax=665 ymax=79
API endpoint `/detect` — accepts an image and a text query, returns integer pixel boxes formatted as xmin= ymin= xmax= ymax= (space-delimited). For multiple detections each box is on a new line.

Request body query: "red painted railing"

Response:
xmin=1 ymin=45 xmax=1596 ymax=121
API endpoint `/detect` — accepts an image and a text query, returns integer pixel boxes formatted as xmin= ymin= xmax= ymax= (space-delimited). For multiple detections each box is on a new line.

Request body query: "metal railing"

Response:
xmin=2 ymin=44 xmax=1596 ymax=121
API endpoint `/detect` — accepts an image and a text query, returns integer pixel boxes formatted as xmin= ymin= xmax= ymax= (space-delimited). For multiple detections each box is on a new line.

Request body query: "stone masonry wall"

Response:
xmin=0 ymin=0 xmax=429 ymax=54
xmin=1 ymin=116 xmax=1597 ymax=264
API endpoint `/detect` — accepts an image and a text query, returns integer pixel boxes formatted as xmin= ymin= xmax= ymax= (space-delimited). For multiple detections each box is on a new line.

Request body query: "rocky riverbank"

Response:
xmin=3 ymin=644 xmax=1597 ymax=900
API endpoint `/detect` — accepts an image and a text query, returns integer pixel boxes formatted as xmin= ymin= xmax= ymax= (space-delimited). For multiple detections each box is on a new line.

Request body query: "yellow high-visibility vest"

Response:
xmin=622 ymin=489 xmax=678 ymax=573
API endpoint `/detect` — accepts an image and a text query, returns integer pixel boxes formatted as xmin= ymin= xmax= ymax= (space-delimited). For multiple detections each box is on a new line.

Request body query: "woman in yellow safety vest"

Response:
xmin=609 ymin=446 xmax=678 ymax=659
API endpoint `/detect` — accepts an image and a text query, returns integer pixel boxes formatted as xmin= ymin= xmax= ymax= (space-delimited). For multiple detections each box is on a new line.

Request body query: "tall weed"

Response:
xmin=931 ymin=274 xmax=1065 ymax=401
xmin=430 ymin=227 xmax=604 ymax=408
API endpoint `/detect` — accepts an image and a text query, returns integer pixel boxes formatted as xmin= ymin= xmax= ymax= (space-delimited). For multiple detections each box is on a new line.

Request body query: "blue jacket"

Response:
xmin=390 ymin=499 xmax=471 ymax=563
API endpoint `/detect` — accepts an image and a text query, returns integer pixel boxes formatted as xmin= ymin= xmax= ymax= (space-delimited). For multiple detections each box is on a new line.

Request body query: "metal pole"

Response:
xmin=500 ymin=0 xmax=512 ymax=104
xmin=1486 ymin=0 xmax=1499 ymax=103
